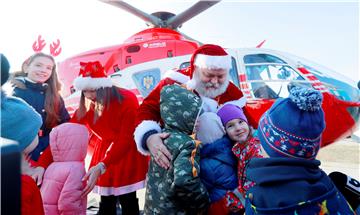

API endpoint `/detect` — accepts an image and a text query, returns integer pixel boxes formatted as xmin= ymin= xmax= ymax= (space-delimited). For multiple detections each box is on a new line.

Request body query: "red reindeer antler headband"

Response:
xmin=32 ymin=35 xmax=62 ymax=57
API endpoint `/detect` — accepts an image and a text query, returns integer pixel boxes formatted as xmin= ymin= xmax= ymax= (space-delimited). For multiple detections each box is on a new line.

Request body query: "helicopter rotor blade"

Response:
xmin=167 ymin=0 xmax=221 ymax=29
xmin=179 ymin=31 xmax=203 ymax=46
xmin=99 ymin=0 xmax=162 ymax=27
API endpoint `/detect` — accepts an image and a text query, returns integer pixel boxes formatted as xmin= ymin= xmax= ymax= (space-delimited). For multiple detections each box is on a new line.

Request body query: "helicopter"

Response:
xmin=57 ymin=0 xmax=360 ymax=147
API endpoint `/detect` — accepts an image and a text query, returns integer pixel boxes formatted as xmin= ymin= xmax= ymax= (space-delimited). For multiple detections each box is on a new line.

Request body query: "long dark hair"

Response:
xmin=11 ymin=52 xmax=62 ymax=128
xmin=76 ymin=86 xmax=123 ymax=123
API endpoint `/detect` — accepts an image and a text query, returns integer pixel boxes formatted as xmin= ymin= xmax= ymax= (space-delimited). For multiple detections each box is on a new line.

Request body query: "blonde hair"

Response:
xmin=11 ymin=52 xmax=62 ymax=128
xmin=76 ymin=86 xmax=123 ymax=123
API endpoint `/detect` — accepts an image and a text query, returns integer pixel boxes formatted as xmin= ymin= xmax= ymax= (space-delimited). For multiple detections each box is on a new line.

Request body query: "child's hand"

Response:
xmin=81 ymin=163 xmax=102 ymax=197
xmin=31 ymin=166 xmax=45 ymax=186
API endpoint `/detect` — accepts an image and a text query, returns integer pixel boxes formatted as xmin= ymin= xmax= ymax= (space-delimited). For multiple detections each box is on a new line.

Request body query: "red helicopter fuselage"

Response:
xmin=58 ymin=27 xmax=360 ymax=147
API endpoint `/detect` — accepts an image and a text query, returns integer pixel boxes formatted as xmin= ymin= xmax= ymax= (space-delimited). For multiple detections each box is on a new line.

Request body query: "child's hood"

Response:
xmin=49 ymin=122 xmax=89 ymax=162
xmin=246 ymin=157 xmax=336 ymax=209
xmin=160 ymin=84 xmax=202 ymax=134
xmin=196 ymin=112 xmax=225 ymax=144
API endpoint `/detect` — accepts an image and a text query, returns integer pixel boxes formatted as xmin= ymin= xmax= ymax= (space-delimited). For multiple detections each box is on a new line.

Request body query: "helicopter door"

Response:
xmin=224 ymin=49 xmax=240 ymax=87
xmin=229 ymin=57 xmax=240 ymax=87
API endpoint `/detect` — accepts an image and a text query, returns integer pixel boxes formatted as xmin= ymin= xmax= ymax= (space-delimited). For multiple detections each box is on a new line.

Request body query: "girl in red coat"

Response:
xmin=72 ymin=61 xmax=148 ymax=215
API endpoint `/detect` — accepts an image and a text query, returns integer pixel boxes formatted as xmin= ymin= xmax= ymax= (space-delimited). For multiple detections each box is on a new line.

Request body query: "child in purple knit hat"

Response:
xmin=244 ymin=86 xmax=354 ymax=215
xmin=197 ymin=111 xmax=237 ymax=212
xmin=199 ymin=102 xmax=262 ymax=214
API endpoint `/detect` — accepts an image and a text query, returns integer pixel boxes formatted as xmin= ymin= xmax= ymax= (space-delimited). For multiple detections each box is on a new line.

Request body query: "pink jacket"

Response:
xmin=40 ymin=123 xmax=89 ymax=215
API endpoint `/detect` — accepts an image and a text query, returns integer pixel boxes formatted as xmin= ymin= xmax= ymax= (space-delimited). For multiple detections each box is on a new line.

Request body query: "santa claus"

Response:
xmin=134 ymin=44 xmax=245 ymax=169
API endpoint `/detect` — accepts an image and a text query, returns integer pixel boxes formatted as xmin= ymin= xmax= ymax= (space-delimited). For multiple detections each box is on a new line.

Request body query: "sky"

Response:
xmin=0 ymin=0 xmax=359 ymax=82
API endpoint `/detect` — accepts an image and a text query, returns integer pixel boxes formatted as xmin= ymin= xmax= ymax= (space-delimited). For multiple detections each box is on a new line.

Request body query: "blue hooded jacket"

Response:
xmin=200 ymin=136 xmax=238 ymax=202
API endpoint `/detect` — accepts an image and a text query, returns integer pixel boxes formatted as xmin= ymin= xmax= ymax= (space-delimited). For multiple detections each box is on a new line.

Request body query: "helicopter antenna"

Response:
xmin=256 ymin=39 xmax=266 ymax=48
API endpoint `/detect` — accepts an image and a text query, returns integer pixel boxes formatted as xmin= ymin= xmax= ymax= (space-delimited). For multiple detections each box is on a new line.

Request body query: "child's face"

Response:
xmin=23 ymin=135 xmax=39 ymax=156
xmin=225 ymin=118 xmax=249 ymax=143
xmin=25 ymin=56 xmax=54 ymax=83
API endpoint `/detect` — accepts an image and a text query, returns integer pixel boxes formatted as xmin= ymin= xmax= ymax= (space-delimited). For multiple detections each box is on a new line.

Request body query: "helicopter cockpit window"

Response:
xmin=244 ymin=54 xmax=287 ymax=64
xmin=268 ymin=65 xmax=304 ymax=81
xmin=229 ymin=57 xmax=240 ymax=87
xmin=244 ymin=54 xmax=310 ymax=99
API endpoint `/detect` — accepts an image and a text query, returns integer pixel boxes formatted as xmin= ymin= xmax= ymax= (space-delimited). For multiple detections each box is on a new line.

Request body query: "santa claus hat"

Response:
xmin=189 ymin=44 xmax=232 ymax=78
xmin=73 ymin=61 xmax=112 ymax=91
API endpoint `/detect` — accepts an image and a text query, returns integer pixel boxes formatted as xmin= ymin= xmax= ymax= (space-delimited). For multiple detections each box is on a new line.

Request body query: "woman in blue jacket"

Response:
xmin=11 ymin=52 xmax=70 ymax=163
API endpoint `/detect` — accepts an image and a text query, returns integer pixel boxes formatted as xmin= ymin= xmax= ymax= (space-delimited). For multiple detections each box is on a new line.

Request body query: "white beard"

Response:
xmin=193 ymin=72 xmax=229 ymax=98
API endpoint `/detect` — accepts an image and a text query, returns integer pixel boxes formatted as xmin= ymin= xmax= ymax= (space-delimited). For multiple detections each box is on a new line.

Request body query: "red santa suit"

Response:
xmin=134 ymin=44 xmax=245 ymax=155
xmin=39 ymin=61 xmax=148 ymax=197
xmin=70 ymin=61 xmax=148 ymax=197
xmin=72 ymin=88 xmax=148 ymax=195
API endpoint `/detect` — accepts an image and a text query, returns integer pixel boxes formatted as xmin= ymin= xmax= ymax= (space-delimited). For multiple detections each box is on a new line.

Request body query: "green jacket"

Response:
xmin=144 ymin=84 xmax=210 ymax=215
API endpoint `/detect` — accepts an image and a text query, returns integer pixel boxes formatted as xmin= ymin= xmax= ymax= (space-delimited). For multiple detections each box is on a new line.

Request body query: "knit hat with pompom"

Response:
xmin=257 ymin=87 xmax=325 ymax=159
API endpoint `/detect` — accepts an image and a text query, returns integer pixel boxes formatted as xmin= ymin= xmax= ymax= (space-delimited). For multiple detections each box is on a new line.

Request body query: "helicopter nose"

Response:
xmin=321 ymin=92 xmax=360 ymax=147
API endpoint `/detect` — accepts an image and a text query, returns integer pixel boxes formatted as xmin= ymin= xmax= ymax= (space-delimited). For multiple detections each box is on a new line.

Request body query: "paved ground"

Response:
xmin=86 ymin=137 xmax=360 ymax=214
xmin=317 ymin=138 xmax=360 ymax=179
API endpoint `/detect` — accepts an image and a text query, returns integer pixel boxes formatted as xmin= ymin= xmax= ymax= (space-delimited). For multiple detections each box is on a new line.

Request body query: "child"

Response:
xmin=144 ymin=84 xmax=209 ymax=214
xmin=1 ymin=91 xmax=44 ymax=215
xmin=11 ymin=52 xmax=70 ymax=162
xmin=40 ymin=122 xmax=89 ymax=215
xmin=199 ymin=103 xmax=262 ymax=214
xmin=245 ymin=87 xmax=354 ymax=214
xmin=197 ymin=112 xmax=238 ymax=204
